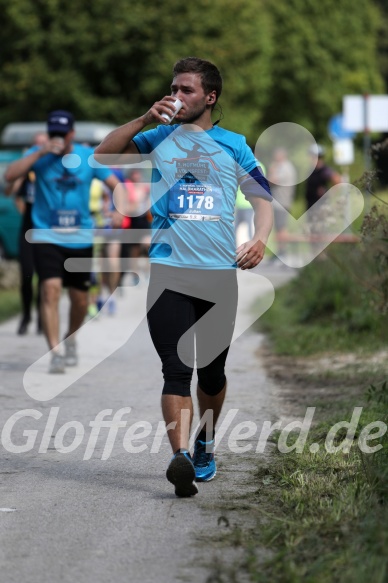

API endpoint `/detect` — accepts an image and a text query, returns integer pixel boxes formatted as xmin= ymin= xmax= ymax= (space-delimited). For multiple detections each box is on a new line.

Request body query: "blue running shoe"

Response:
xmin=107 ymin=297 xmax=117 ymax=316
xmin=166 ymin=451 xmax=198 ymax=497
xmin=193 ymin=439 xmax=216 ymax=482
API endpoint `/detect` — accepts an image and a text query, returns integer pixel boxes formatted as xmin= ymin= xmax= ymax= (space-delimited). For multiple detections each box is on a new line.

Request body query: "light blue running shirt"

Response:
xmin=25 ymin=143 xmax=112 ymax=248
xmin=133 ymin=124 xmax=270 ymax=269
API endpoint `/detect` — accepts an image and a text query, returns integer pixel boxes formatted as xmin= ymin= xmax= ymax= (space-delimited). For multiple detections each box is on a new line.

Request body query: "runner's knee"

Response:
xmin=162 ymin=379 xmax=192 ymax=397
xmin=41 ymin=279 xmax=61 ymax=304
xmin=197 ymin=370 xmax=226 ymax=396
xmin=161 ymin=356 xmax=193 ymax=397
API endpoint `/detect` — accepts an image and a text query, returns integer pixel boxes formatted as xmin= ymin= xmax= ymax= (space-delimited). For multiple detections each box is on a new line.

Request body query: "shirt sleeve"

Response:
xmin=94 ymin=166 xmax=113 ymax=181
xmin=240 ymin=167 xmax=272 ymax=201
xmin=133 ymin=127 xmax=161 ymax=154
xmin=235 ymin=136 xmax=258 ymax=179
xmin=133 ymin=125 xmax=175 ymax=154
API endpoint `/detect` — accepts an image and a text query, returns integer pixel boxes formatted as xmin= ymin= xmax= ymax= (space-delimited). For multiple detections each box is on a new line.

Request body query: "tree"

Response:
xmin=373 ymin=0 xmax=388 ymax=92
xmin=0 ymin=0 xmax=273 ymax=144
xmin=263 ymin=0 xmax=384 ymax=140
xmin=0 ymin=0 xmax=384 ymax=144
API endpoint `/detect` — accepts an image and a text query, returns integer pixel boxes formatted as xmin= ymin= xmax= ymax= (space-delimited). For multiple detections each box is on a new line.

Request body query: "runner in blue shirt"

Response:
xmin=5 ymin=111 xmax=124 ymax=373
xmin=95 ymin=58 xmax=273 ymax=497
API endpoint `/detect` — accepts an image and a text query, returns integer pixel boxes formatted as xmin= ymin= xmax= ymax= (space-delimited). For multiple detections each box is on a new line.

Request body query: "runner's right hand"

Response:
xmin=40 ymin=138 xmax=65 ymax=156
xmin=143 ymin=96 xmax=179 ymax=125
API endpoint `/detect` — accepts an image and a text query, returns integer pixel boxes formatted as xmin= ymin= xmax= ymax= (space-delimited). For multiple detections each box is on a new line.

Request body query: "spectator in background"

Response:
xmin=267 ymin=148 xmax=297 ymax=259
xmin=5 ymin=132 xmax=48 ymax=335
xmin=305 ymin=144 xmax=342 ymax=256
xmin=123 ymin=169 xmax=151 ymax=281
xmin=306 ymin=144 xmax=342 ymax=210
xmin=87 ymin=177 xmax=105 ymax=319
xmin=97 ymin=166 xmax=128 ymax=315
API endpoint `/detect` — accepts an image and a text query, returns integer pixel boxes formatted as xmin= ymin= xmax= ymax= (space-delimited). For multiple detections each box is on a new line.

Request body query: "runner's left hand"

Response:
xmin=236 ymin=239 xmax=266 ymax=270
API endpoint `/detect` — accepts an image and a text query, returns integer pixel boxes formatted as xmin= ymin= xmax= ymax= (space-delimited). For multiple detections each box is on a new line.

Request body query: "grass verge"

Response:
xmin=201 ymin=223 xmax=387 ymax=582
xmin=0 ymin=289 xmax=21 ymax=324
xmin=202 ymin=380 xmax=388 ymax=583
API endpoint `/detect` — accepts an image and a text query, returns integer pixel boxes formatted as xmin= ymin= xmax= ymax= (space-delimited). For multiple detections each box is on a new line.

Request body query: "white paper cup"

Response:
xmin=50 ymin=137 xmax=65 ymax=155
xmin=161 ymin=98 xmax=183 ymax=123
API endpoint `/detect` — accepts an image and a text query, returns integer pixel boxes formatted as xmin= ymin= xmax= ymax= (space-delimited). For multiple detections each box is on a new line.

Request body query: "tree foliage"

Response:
xmin=263 ymin=0 xmax=384 ymax=140
xmin=0 ymin=0 xmax=385 ymax=144
xmin=374 ymin=0 xmax=388 ymax=92
xmin=0 ymin=0 xmax=273 ymax=143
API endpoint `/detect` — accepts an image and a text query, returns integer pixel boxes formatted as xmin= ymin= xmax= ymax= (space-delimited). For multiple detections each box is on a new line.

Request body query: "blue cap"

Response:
xmin=47 ymin=110 xmax=74 ymax=134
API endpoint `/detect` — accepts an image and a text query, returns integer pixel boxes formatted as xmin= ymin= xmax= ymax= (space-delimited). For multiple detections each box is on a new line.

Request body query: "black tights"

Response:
xmin=19 ymin=206 xmax=40 ymax=323
xmin=146 ymin=265 xmax=237 ymax=397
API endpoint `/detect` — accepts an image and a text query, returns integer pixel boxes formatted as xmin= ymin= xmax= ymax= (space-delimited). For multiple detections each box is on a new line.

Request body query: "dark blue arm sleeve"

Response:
xmin=240 ymin=167 xmax=272 ymax=201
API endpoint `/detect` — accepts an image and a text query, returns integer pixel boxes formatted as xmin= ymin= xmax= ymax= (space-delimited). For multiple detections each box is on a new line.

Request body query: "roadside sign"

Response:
xmin=328 ymin=114 xmax=355 ymax=140
xmin=343 ymin=95 xmax=388 ymax=132
xmin=333 ymin=139 xmax=354 ymax=165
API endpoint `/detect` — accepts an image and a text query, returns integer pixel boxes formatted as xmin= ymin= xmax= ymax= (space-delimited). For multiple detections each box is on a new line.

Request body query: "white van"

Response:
xmin=1 ymin=121 xmax=117 ymax=148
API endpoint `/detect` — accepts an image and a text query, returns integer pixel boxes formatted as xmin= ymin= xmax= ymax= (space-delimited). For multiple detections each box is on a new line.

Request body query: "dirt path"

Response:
xmin=0 ymin=264 xmax=296 ymax=583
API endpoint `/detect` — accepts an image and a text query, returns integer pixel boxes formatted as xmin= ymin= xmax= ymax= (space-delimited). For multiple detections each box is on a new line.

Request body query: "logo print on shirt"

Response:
xmin=163 ymin=137 xmax=222 ymax=183
xmin=53 ymin=171 xmax=81 ymax=197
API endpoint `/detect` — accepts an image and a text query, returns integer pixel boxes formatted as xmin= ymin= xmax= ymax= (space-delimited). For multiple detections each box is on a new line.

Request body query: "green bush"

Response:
xmin=258 ymin=206 xmax=388 ymax=355
xmin=285 ymin=246 xmax=382 ymax=332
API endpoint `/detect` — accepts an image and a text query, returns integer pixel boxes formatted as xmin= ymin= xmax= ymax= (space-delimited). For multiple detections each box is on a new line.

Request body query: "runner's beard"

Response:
xmin=179 ymin=103 xmax=207 ymax=124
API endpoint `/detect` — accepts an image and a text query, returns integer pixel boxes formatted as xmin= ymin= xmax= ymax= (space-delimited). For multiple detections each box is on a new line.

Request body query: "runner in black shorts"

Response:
xmin=34 ymin=244 xmax=93 ymax=291
xmin=5 ymin=110 xmax=125 ymax=373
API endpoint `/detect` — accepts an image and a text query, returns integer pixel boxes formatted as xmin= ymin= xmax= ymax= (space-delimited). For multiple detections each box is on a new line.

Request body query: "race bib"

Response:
xmin=168 ymin=183 xmax=222 ymax=221
xmin=50 ymin=209 xmax=81 ymax=232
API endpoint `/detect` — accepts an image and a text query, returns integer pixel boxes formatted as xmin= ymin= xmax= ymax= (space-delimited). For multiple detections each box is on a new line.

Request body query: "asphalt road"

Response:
xmin=0 ymin=262 xmax=295 ymax=583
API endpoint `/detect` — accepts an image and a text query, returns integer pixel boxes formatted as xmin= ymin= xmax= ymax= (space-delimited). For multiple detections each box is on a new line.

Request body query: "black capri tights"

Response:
xmin=147 ymin=265 xmax=238 ymax=397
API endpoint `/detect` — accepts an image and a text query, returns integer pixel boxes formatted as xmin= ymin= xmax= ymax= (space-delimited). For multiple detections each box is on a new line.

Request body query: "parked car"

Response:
xmin=1 ymin=121 xmax=117 ymax=148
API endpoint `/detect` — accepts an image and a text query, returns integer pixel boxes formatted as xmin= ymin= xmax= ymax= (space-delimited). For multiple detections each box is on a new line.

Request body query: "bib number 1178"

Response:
xmin=177 ymin=194 xmax=214 ymax=210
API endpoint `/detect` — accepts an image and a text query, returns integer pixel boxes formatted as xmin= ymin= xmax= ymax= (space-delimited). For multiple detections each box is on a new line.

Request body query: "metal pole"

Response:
xmin=341 ymin=165 xmax=351 ymax=231
xmin=363 ymin=94 xmax=371 ymax=210
xmin=363 ymin=93 xmax=371 ymax=171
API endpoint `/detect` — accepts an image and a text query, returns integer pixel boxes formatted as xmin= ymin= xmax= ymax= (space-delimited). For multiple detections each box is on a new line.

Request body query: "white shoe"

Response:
xmin=49 ymin=353 xmax=65 ymax=374
xmin=64 ymin=338 xmax=78 ymax=366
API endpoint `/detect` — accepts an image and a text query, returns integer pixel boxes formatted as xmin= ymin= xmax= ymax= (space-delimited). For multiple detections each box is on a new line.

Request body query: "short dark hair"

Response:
xmin=173 ymin=57 xmax=222 ymax=104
